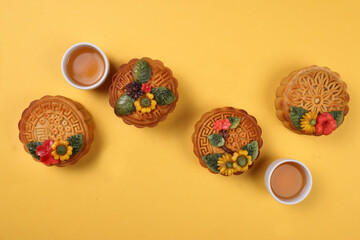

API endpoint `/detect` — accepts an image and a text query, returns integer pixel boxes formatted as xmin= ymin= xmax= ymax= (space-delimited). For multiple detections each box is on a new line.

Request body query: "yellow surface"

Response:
xmin=1 ymin=0 xmax=360 ymax=239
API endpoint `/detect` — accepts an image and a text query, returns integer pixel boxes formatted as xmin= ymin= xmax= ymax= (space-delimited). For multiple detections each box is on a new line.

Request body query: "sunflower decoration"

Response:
xmin=114 ymin=59 xmax=177 ymax=116
xmin=51 ymin=140 xmax=73 ymax=161
xmin=290 ymin=106 xmax=344 ymax=136
xmin=300 ymin=112 xmax=317 ymax=134
xmin=277 ymin=66 xmax=349 ymax=136
xmin=233 ymin=150 xmax=253 ymax=172
xmin=26 ymin=134 xmax=84 ymax=166
xmin=201 ymin=116 xmax=259 ymax=176
xmin=217 ymin=154 xmax=237 ymax=176
xmin=134 ymin=93 xmax=157 ymax=113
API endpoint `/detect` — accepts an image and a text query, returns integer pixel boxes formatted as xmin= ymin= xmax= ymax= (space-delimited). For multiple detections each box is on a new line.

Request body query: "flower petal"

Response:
xmin=36 ymin=145 xmax=47 ymax=157
xmin=40 ymin=154 xmax=58 ymax=165
xmin=60 ymin=140 xmax=68 ymax=146
xmin=43 ymin=139 xmax=54 ymax=151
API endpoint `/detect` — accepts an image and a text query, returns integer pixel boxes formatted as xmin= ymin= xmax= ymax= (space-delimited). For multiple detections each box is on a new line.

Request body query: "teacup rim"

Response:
xmin=264 ymin=158 xmax=312 ymax=205
xmin=61 ymin=42 xmax=110 ymax=90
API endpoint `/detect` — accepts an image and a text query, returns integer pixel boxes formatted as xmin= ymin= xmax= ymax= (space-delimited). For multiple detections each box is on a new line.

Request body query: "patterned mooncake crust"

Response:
xmin=192 ymin=107 xmax=263 ymax=175
xmin=275 ymin=65 xmax=349 ymax=134
xmin=18 ymin=95 xmax=94 ymax=166
xmin=108 ymin=57 xmax=179 ymax=128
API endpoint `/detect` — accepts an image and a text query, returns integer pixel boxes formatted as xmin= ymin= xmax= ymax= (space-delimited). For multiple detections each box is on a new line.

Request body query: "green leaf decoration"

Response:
xmin=114 ymin=94 xmax=136 ymax=116
xmin=228 ymin=117 xmax=241 ymax=129
xmin=202 ymin=153 xmax=223 ymax=173
xmin=133 ymin=59 xmax=151 ymax=84
xmin=290 ymin=106 xmax=308 ymax=130
xmin=208 ymin=133 xmax=225 ymax=147
xmin=241 ymin=140 xmax=259 ymax=162
xmin=67 ymin=134 xmax=84 ymax=156
xmin=26 ymin=142 xmax=42 ymax=160
xmin=329 ymin=111 xmax=344 ymax=127
xmin=151 ymin=87 xmax=176 ymax=105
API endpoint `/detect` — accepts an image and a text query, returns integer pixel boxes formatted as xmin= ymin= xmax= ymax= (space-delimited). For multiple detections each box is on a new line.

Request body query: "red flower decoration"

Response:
xmin=222 ymin=119 xmax=231 ymax=130
xmin=213 ymin=119 xmax=232 ymax=132
xmin=141 ymin=83 xmax=152 ymax=93
xmin=213 ymin=120 xmax=223 ymax=131
xmin=315 ymin=112 xmax=337 ymax=135
xmin=36 ymin=139 xmax=59 ymax=165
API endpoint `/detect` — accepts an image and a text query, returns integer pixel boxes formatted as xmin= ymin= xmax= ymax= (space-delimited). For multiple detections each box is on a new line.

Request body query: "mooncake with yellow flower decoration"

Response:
xmin=109 ymin=57 xmax=179 ymax=128
xmin=192 ymin=107 xmax=263 ymax=176
xmin=275 ymin=66 xmax=349 ymax=136
xmin=18 ymin=96 xmax=94 ymax=167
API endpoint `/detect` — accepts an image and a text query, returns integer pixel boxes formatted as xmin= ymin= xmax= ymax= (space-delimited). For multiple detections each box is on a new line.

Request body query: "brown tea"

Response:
xmin=66 ymin=46 xmax=105 ymax=86
xmin=270 ymin=162 xmax=306 ymax=199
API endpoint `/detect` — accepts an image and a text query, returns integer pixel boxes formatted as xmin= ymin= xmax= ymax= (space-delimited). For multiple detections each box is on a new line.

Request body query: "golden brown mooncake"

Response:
xmin=192 ymin=107 xmax=263 ymax=176
xmin=18 ymin=95 xmax=94 ymax=167
xmin=275 ymin=66 xmax=349 ymax=136
xmin=108 ymin=57 xmax=179 ymax=128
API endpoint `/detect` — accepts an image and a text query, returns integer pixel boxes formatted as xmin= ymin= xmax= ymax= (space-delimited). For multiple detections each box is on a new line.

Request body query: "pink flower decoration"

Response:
xmin=213 ymin=119 xmax=232 ymax=131
xmin=222 ymin=119 xmax=231 ymax=130
xmin=213 ymin=120 xmax=224 ymax=132
xmin=36 ymin=139 xmax=59 ymax=166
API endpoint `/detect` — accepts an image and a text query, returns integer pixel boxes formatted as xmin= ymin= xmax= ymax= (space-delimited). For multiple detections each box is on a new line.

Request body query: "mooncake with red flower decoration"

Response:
xmin=108 ymin=57 xmax=179 ymax=128
xmin=192 ymin=107 xmax=263 ymax=176
xmin=18 ymin=96 xmax=94 ymax=167
xmin=275 ymin=66 xmax=349 ymax=136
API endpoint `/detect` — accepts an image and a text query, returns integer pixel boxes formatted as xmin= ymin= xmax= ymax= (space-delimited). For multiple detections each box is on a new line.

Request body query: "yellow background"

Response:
xmin=1 ymin=0 xmax=359 ymax=239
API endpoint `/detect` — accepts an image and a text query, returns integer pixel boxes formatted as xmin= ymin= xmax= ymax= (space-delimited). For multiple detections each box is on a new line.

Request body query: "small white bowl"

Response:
xmin=264 ymin=158 xmax=312 ymax=205
xmin=61 ymin=42 xmax=110 ymax=90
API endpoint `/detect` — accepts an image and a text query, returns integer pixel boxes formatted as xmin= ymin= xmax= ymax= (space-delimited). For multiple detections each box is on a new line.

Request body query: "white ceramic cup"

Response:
xmin=264 ymin=158 xmax=312 ymax=205
xmin=61 ymin=42 xmax=110 ymax=90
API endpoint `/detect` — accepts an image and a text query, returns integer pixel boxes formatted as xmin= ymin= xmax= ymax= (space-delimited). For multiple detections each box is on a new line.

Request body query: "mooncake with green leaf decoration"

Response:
xmin=18 ymin=96 xmax=94 ymax=167
xmin=109 ymin=57 xmax=179 ymax=128
xmin=275 ymin=66 xmax=349 ymax=136
xmin=192 ymin=107 xmax=263 ymax=176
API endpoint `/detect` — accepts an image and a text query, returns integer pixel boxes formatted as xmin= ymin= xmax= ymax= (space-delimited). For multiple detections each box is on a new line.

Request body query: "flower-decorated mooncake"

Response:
xmin=18 ymin=96 xmax=94 ymax=167
xmin=192 ymin=107 xmax=263 ymax=176
xmin=108 ymin=57 xmax=179 ymax=128
xmin=275 ymin=66 xmax=349 ymax=136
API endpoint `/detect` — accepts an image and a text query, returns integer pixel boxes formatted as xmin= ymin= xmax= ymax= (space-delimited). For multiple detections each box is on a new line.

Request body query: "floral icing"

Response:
xmin=35 ymin=139 xmax=58 ymax=165
xmin=300 ymin=112 xmax=318 ymax=134
xmin=115 ymin=59 xmax=176 ymax=116
xmin=141 ymin=83 xmax=152 ymax=93
xmin=51 ymin=140 xmax=73 ymax=161
xmin=26 ymin=134 xmax=83 ymax=166
xmin=202 ymin=116 xmax=259 ymax=176
xmin=290 ymin=106 xmax=343 ymax=135
xmin=213 ymin=118 xmax=231 ymax=132
xmin=217 ymin=150 xmax=253 ymax=176
xmin=217 ymin=154 xmax=237 ymax=176
xmin=134 ymin=93 xmax=157 ymax=113
xmin=233 ymin=150 xmax=252 ymax=172
xmin=315 ymin=112 xmax=337 ymax=135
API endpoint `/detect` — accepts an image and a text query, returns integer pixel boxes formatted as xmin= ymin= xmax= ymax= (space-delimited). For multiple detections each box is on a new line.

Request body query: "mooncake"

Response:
xmin=192 ymin=107 xmax=263 ymax=176
xmin=109 ymin=57 xmax=179 ymax=128
xmin=275 ymin=66 xmax=349 ymax=136
xmin=18 ymin=95 xmax=94 ymax=167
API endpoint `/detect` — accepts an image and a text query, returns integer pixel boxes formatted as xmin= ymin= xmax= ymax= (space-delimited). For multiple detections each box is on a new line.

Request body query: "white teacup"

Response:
xmin=264 ymin=158 xmax=312 ymax=205
xmin=61 ymin=42 xmax=110 ymax=90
